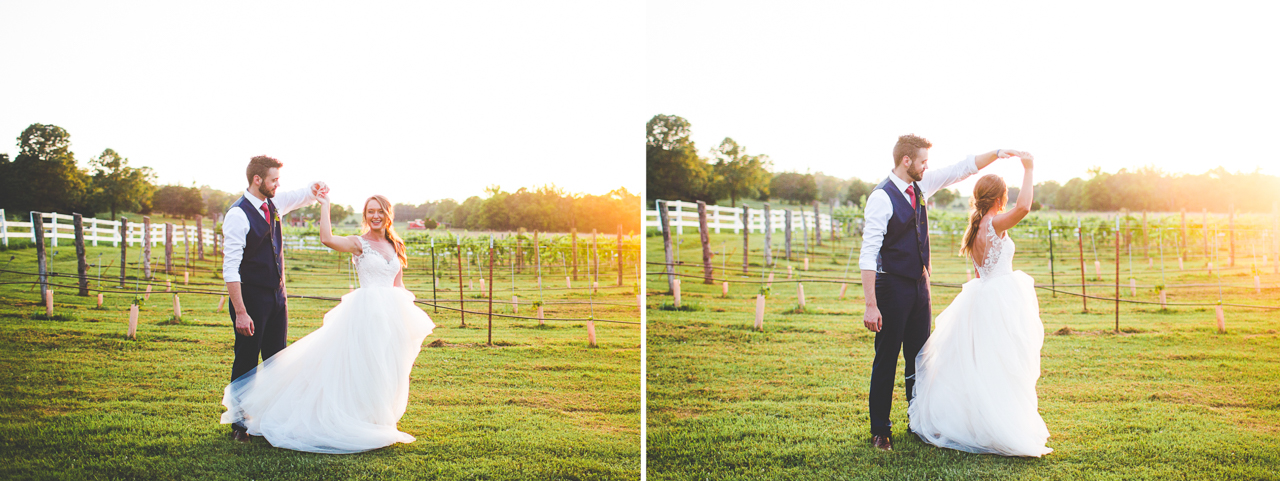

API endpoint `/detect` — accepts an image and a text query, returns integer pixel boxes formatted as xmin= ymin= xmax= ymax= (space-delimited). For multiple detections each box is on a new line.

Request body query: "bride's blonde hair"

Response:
xmin=362 ymin=194 xmax=408 ymax=267
xmin=959 ymin=174 xmax=1008 ymax=258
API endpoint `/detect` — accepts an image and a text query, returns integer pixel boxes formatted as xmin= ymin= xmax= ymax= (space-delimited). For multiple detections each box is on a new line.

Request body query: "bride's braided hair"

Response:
xmin=959 ymin=174 xmax=1008 ymax=258
xmin=362 ymin=195 xmax=408 ymax=267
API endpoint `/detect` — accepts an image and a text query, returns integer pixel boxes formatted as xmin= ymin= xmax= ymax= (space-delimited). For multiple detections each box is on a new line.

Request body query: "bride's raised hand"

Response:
xmin=1019 ymin=152 xmax=1034 ymax=169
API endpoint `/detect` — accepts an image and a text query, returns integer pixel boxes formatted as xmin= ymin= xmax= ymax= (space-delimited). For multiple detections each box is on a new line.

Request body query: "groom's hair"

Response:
xmin=893 ymin=134 xmax=932 ymax=167
xmin=246 ymin=155 xmax=283 ymax=186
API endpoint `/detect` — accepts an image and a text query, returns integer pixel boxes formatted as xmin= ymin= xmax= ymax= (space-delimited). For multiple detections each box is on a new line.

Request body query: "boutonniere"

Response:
xmin=274 ymin=213 xmax=282 ymax=224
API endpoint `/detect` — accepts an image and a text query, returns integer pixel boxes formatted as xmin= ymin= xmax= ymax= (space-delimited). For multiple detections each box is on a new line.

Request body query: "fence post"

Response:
xmin=1202 ymin=209 xmax=1209 ymax=263
xmin=34 ymin=212 xmax=48 ymax=305
xmin=50 ymin=213 xmax=58 ymax=247
xmin=196 ymin=216 xmax=205 ymax=261
xmin=592 ymin=229 xmax=599 ymax=284
xmin=165 ymin=223 xmax=174 ymax=275
xmin=763 ymin=203 xmax=773 ymax=267
xmin=1048 ymin=220 xmax=1055 ymax=297
xmin=571 ymin=228 xmax=578 ymax=281
xmin=1078 ymin=220 xmax=1088 ymax=313
xmin=1115 ymin=226 xmax=1120 ymax=333
xmin=659 ymin=200 xmax=676 ymax=294
xmin=830 ymin=199 xmax=837 ymax=244
xmin=90 ymin=217 xmax=99 ymax=247
xmin=1228 ymin=204 xmax=1235 ymax=267
xmin=1142 ymin=212 xmax=1148 ymax=258
xmin=143 ymin=216 xmax=152 ymax=280
xmin=812 ymin=201 xmax=822 ymax=247
xmin=457 ymin=238 xmax=466 ymax=327
xmin=182 ymin=220 xmax=191 ymax=272
xmin=119 ymin=217 xmax=129 ymax=287
xmin=801 ymin=209 xmax=809 ymax=255
xmin=487 ymin=238 xmax=495 ymax=346
xmin=616 ymin=225 xmax=624 ymax=287
xmin=697 ymin=201 xmax=713 ymax=284
xmin=74 ymin=213 xmax=89 ymax=297
xmin=742 ymin=204 xmax=750 ymax=274
xmin=784 ymin=210 xmax=793 ymax=260
xmin=0 ymin=208 xmax=7 ymax=246
xmin=1180 ymin=208 xmax=1187 ymax=261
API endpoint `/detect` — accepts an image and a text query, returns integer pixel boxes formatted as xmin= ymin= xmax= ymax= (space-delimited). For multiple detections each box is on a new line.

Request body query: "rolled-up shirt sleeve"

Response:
xmin=274 ymin=181 xmax=319 ymax=216
xmin=858 ymin=189 xmax=892 ymax=271
xmin=222 ymin=208 xmax=249 ymax=283
xmin=920 ymin=155 xmax=978 ymax=198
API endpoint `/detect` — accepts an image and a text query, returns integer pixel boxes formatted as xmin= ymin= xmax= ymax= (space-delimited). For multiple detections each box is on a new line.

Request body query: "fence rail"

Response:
xmin=0 ymin=209 xmax=216 ymax=248
xmin=642 ymin=199 xmax=847 ymax=235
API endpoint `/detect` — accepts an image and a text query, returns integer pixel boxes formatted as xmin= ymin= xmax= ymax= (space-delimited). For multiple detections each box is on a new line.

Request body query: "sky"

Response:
xmin=0 ymin=1 xmax=643 ymax=208
xmin=646 ymin=0 xmax=1280 ymax=196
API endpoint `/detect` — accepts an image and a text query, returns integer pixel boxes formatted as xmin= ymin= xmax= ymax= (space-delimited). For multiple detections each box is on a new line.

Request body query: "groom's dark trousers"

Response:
xmin=229 ymin=285 xmax=289 ymax=382
xmin=869 ymin=271 xmax=931 ymax=437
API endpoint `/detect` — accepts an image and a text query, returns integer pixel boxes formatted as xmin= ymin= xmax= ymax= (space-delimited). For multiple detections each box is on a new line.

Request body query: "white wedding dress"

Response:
xmin=221 ymin=237 xmax=436 ymax=454
xmin=908 ymin=217 xmax=1052 ymax=457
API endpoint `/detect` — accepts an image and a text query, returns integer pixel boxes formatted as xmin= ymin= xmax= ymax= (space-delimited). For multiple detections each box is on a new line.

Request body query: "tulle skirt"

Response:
xmin=221 ymin=286 xmax=436 ymax=454
xmin=907 ymin=270 xmax=1052 ymax=457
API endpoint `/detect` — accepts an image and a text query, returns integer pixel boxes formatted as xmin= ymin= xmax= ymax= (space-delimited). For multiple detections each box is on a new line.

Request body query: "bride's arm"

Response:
xmin=393 ymin=269 xmax=404 ymax=288
xmin=318 ymin=193 xmax=362 ymax=254
xmin=992 ymin=152 xmax=1034 ymax=233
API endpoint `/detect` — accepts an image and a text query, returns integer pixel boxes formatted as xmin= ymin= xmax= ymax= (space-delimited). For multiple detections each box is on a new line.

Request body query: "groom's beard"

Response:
xmin=256 ymin=185 xmax=277 ymax=199
xmin=908 ymin=165 xmax=924 ymax=182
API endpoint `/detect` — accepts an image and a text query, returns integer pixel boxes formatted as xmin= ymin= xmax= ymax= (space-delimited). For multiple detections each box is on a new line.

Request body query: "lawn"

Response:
xmin=646 ymin=228 xmax=1280 ymax=480
xmin=0 ymin=238 xmax=641 ymax=480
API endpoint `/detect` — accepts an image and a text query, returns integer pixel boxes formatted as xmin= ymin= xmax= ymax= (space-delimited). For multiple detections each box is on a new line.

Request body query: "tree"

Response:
xmin=769 ymin=172 xmax=818 ymax=204
xmin=1033 ymin=180 xmax=1061 ymax=210
xmin=646 ymin=114 xmax=712 ymax=202
xmin=930 ymin=188 xmax=959 ymax=208
xmin=813 ymin=172 xmax=848 ymax=203
xmin=152 ymin=184 xmax=206 ymax=218
xmin=200 ymin=185 xmax=240 ymax=220
xmin=2 ymin=123 xmax=91 ymax=214
xmin=89 ymin=148 xmax=156 ymax=220
xmin=845 ymin=178 xmax=876 ymax=207
xmin=708 ymin=137 xmax=771 ymax=207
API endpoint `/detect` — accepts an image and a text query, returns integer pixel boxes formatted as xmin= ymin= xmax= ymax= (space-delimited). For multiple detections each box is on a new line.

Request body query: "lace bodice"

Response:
xmin=354 ymin=237 xmax=401 ymax=288
xmin=973 ymin=217 xmax=1015 ymax=279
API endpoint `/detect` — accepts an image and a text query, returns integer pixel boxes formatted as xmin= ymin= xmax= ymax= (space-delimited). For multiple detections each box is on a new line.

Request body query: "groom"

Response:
xmin=222 ymin=155 xmax=326 ymax=442
xmin=859 ymin=135 xmax=1011 ymax=451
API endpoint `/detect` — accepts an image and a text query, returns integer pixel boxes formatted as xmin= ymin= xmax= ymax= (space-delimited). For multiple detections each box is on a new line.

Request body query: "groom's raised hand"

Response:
xmin=310 ymin=181 xmax=329 ymax=198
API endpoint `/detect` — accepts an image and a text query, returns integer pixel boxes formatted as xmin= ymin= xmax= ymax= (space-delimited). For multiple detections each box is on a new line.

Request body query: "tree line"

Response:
xmin=1 ymin=123 xmax=640 ymax=232
xmin=647 ymin=114 xmax=1280 ymax=213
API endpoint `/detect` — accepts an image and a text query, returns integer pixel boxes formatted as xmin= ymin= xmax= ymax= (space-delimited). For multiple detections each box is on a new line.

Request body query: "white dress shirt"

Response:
xmin=222 ymin=184 xmax=318 ymax=283
xmin=858 ymin=156 xmax=978 ymax=272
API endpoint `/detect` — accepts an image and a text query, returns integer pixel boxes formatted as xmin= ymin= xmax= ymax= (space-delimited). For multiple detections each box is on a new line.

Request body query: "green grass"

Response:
xmin=646 ymin=231 xmax=1280 ymax=480
xmin=0 ymin=243 xmax=640 ymax=480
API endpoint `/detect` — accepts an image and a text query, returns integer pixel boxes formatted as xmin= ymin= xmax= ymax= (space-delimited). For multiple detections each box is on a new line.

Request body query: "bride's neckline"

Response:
xmin=360 ymin=235 xmax=395 ymax=264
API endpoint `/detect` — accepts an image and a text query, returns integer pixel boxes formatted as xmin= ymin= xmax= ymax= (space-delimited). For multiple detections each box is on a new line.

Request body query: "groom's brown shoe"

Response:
xmin=872 ymin=435 xmax=892 ymax=451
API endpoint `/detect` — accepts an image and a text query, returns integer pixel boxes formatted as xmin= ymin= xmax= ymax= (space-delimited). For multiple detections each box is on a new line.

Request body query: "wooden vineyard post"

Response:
xmin=1229 ymin=204 xmax=1236 ymax=267
xmin=801 ymin=209 xmax=809 ymax=255
xmin=699 ymin=201 xmax=713 ymax=284
xmin=1077 ymin=220 xmax=1088 ymax=313
xmin=813 ymin=201 xmax=821 ymax=247
xmin=571 ymin=228 xmax=578 ymax=281
xmin=196 ymin=216 xmax=205 ymax=261
xmin=75 ymin=213 xmax=89 ymax=297
xmin=1048 ymin=220 xmax=1055 ymax=297
xmin=830 ymin=199 xmax=837 ymax=245
xmin=763 ymin=203 xmax=773 ymax=267
xmin=119 ymin=217 xmax=128 ymax=287
xmin=430 ymin=238 xmax=438 ymax=312
xmin=785 ymin=210 xmax=793 ymax=261
xmin=34 ymin=212 xmax=48 ymax=305
xmin=1180 ymin=208 xmax=1188 ymax=262
xmin=487 ymin=238 xmax=494 ymax=346
xmin=181 ymin=220 xmax=190 ymax=274
xmin=1202 ymin=209 xmax=1209 ymax=265
xmin=592 ymin=229 xmax=599 ymax=285
xmin=617 ymin=225 xmax=624 ymax=287
xmin=659 ymin=200 xmax=676 ymax=294
xmin=164 ymin=223 xmax=174 ymax=276
xmin=142 ymin=216 xmax=152 ymax=280
xmin=1115 ymin=227 xmax=1121 ymax=333
xmin=457 ymin=238 xmax=465 ymax=327
xmin=754 ymin=294 xmax=765 ymax=331
xmin=742 ymin=204 xmax=750 ymax=274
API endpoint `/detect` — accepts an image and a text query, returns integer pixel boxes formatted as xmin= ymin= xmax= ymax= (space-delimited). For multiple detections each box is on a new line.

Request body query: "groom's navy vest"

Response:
xmin=231 ymin=196 xmax=283 ymax=290
xmin=874 ymin=177 xmax=930 ymax=280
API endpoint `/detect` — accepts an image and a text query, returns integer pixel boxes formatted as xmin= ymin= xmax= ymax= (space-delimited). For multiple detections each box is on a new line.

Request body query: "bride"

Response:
xmin=907 ymin=152 xmax=1053 ymax=457
xmin=220 ymin=193 xmax=436 ymax=454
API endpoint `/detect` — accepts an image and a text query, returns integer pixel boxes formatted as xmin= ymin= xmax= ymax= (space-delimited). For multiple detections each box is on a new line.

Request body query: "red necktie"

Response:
xmin=260 ymin=203 xmax=271 ymax=222
xmin=906 ymin=185 xmax=917 ymax=209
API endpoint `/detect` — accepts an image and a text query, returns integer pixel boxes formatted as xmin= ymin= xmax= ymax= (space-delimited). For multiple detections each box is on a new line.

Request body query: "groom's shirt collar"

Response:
xmin=243 ymin=189 xmax=270 ymax=219
xmin=887 ymin=171 xmax=915 ymax=197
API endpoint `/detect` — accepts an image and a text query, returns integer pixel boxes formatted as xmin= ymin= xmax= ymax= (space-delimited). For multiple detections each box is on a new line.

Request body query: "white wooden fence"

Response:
xmin=0 ymin=209 xmax=217 ymax=248
xmin=642 ymin=200 xmax=845 ymax=235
